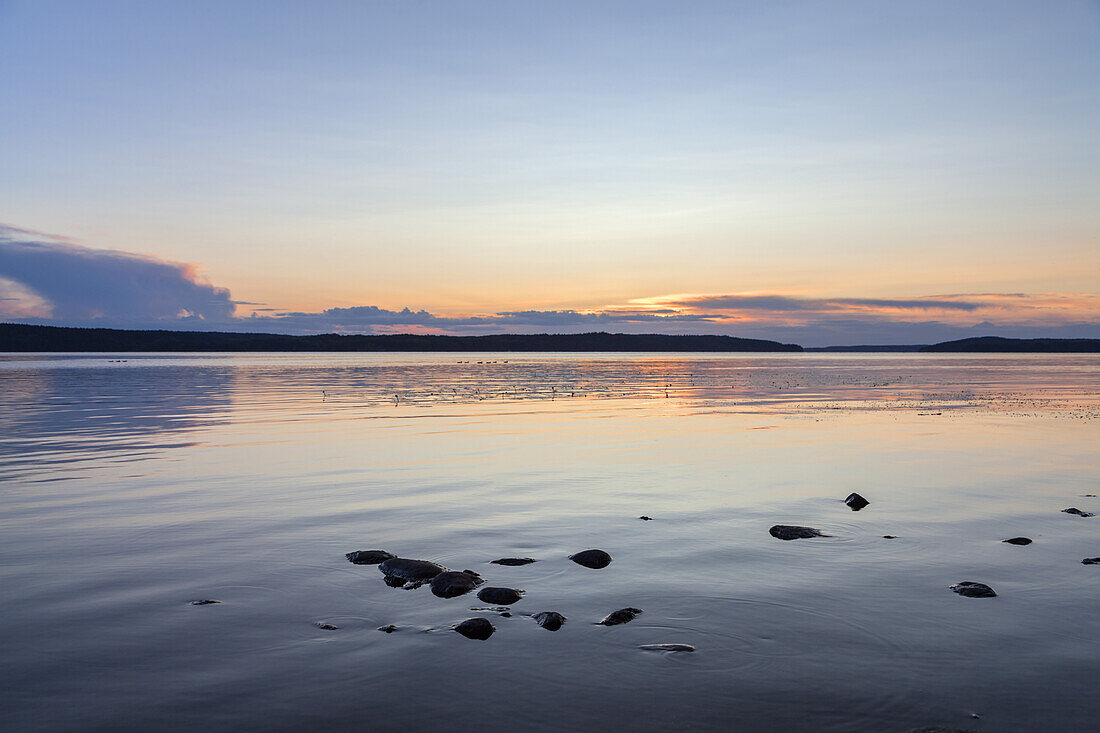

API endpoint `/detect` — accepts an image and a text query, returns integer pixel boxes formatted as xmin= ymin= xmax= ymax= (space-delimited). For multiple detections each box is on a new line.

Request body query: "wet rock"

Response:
xmin=1082 ymin=558 xmax=1100 ymax=565
xmin=477 ymin=587 xmax=524 ymax=605
xmin=1063 ymin=507 xmax=1095 ymax=517
xmin=190 ymin=599 xmax=220 ymax=605
xmin=430 ymin=570 xmax=484 ymax=599
xmin=598 ymin=607 xmax=643 ymax=626
xmin=1002 ymin=537 xmax=1032 ymax=545
xmin=490 ymin=558 xmax=536 ymax=566
xmin=570 ymin=549 xmax=613 ymax=568
xmin=949 ymin=581 xmax=997 ymax=598
xmin=532 ymin=611 xmax=566 ymax=631
xmin=383 ymin=574 xmax=407 ymax=588
xmin=315 ymin=622 xmax=338 ymax=630
xmin=378 ymin=625 xmax=398 ymax=633
xmin=882 ymin=535 xmax=898 ymax=539
xmin=844 ymin=492 xmax=870 ymax=511
xmin=639 ymin=643 xmax=694 ymax=652
xmin=769 ymin=525 xmax=828 ymax=540
xmin=454 ymin=617 xmax=495 ymax=640
xmin=345 ymin=549 xmax=396 ymax=565
xmin=1082 ymin=494 xmax=1097 ymax=497
xmin=378 ymin=558 xmax=447 ymax=581
xmin=639 ymin=516 xmax=653 ymax=521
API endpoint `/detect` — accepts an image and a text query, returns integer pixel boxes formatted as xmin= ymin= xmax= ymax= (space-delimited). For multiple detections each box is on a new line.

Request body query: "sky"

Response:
xmin=1 ymin=0 xmax=1098 ymax=346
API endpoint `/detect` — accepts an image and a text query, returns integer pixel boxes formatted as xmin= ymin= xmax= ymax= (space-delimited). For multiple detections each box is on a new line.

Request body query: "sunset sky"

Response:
xmin=2 ymin=1 xmax=1098 ymax=345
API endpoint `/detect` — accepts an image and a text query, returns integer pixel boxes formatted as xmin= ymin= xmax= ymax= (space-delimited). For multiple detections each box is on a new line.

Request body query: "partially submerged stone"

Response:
xmin=345 ymin=549 xmax=396 ymax=565
xmin=639 ymin=516 xmax=653 ymax=521
xmin=490 ymin=558 xmax=537 ymax=566
xmin=430 ymin=570 xmax=484 ymax=599
xmin=477 ymin=587 xmax=524 ymax=605
xmin=190 ymin=599 xmax=220 ymax=605
xmin=454 ymin=617 xmax=495 ymax=640
xmin=1002 ymin=537 xmax=1032 ymax=545
xmin=1082 ymin=558 xmax=1100 ymax=565
xmin=570 ymin=549 xmax=612 ymax=568
xmin=639 ymin=643 xmax=694 ymax=652
xmin=950 ymin=581 xmax=997 ymax=598
xmin=882 ymin=535 xmax=898 ymax=539
xmin=315 ymin=622 xmax=338 ymax=630
xmin=769 ymin=525 xmax=828 ymax=540
xmin=1063 ymin=507 xmax=1095 ymax=517
xmin=598 ymin=607 xmax=643 ymax=626
xmin=532 ymin=611 xmax=566 ymax=631
xmin=844 ymin=492 xmax=870 ymax=511
xmin=378 ymin=625 xmax=398 ymax=633
xmin=378 ymin=558 xmax=447 ymax=581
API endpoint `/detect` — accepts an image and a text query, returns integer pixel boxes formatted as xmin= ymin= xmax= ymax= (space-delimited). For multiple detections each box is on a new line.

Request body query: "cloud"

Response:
xmin=642 ymin=293 xmax=984 ymax=312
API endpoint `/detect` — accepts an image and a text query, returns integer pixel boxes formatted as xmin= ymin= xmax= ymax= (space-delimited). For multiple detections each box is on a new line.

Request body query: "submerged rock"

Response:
xmin=844 ymin=492 xmax=870 ymax=511
xmin=639 ymin=516 xmax=653 ymax=521
xmin=639 ymin=643 xmax=694 ymax=652
xmin=430 ymin=570 xmax=484 ymax=598
xmin=882 ymin=535 xmax=898 ymax=539
xmin=378 ymin=625 xmax=398 ymax=633
xmin=454 ymin=617 xmax=495 ymax=640
xmin=1082 ymin=558 xmax=1100 ymax=565
xmin=378 ymin=558 xmax=447 ymax=581
xmin=345 ymin=549 xmax=396 ymax=565
xmin=477 ymin=587 xmax=524 ymax=605
xmin=190 ymin=599 xmax=220 ymax=606
xmin=950 ymin=581 xmax=997 ymax=598
xmin=490 ymin=558 xmax=537 ymax=566
xmin=1002 ymin=537 xmax=1032 ymax=545
xmin=769 ymin=525 xmax=828 ymax=540
xmin=598 ymin=607 xmax=643 ymax=626
xmin=570 ymin=549 xmax=613 ymax=568
xmin=315 ymin=622 xmax=338 ymax=630
xmin=1063 ymin=507 xmax=1095 ymax=517
xmin=532 ymin=611 xmax=566 ymax=631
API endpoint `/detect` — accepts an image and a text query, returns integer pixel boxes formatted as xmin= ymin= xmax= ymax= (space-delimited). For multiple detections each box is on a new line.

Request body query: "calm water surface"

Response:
xmin=1 ymin=353 xmax=1098 ymax=732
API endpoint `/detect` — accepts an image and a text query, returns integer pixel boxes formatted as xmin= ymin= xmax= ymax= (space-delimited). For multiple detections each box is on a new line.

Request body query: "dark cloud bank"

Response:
xmin=1 ymin=226 xmax=1096 ymax=347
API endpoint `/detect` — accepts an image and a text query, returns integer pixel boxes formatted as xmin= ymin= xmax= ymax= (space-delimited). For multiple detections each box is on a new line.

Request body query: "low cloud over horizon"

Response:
xmin=2 ymin=226 xmax=1097 ymax=347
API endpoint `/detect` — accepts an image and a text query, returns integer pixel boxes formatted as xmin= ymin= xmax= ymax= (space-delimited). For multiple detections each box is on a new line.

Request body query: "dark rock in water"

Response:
xmin=844 ymin=492 xmax=870 ymax=511
xmin=1002 ymin=537 xmax=1032 ymax=545
xmin=430 ymin=570 xmax=484 ymax=598
xmin=1082 ymin=494 xmax=1097 ymax=498
xmin=490 ymin=558 xmax=537 ymax=566
xmin=906 ymin=728 xmax=979 ymax=733
xmin=769 ymin=525 xmax=827 ymax=540
xmin=378 ymin=558 xmax=447 ymax=581
xmin=598 ymin=607 xmax=643 ymax=626
xmin=500 ymin=612 xmax=511 ymax=618
xmin=1082 ymin=558 xmax=1100 ymax=565
xmin=639 ymin=643 xmax=694 ymax=652
xmin=1063 ymin=507 xmax=1095 ymax=517
xmin=532 ymin=611 xmax=566 ymax=631
xmin=190 ymin=599 xmax=220 ymax=605
xmin=882 ymin=535 xmax=897 ymax=539
xmin=383 ymin=574 xmax=407 ymax=588
xmin=454 ymin=617 xmax=495 ymax=640
xmin=315 ymin=622 xmax=338 ymax=630
xmin=639 ymin=516 xmax=653 ymax=521
xmin=950 ymin=581 xmax=997 ymax=598
xmin=345 ymin=549 xmax=396 ymax=565
xmin=477 ymin=587 xmax=524 ymax=605
xmin=570 ymin=549 xmax=612 ymax=568
xmin=378 ymin=625 xmax=398 ymax=633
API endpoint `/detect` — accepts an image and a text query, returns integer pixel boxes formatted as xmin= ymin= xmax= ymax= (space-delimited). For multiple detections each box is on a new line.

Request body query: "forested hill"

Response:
xmin=919 ymin=337 xmax=1100 ymax=353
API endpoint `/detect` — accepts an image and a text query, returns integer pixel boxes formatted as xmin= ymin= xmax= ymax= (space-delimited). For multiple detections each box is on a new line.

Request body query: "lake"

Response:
xmin=1 ymin=353 xmax=1098 ymax=732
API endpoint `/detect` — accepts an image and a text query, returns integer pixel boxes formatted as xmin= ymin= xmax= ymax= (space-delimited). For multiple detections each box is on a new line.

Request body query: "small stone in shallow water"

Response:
xmin=639 ymin=516 xmax=653 ymax=521
xmin=378 ymin=558 xmax=447 ymax=581
xmin=345 ymin=550 xmax=396 ymax=565
xmin=844 ymin=492 xmax=870 ymax=511
xmin=1082 ymin=558 xmax=1100 ymax=565
xmin=430 ymin=570 xmax=484 ymax=598
xmin=190 ymin=600 xmax=220 ymax=605
xmin=1002 ymin=537 xmax=1032 ymax=545
xmin=378 ymin=625 xmax=398 ymax=633
xmin=769 ymin=525 xmax=828 ymax=541
xmin=950 ymin=581 xmax=997 ymax=598
xmin=315 ymin=622 xmax=338 ymax=630
xmin=882 ymin=535 xmax=898 ymax=539
xmin=490 ymin=558 xmax=537 ymax=566
xmin=454 ymin=618 xmax=495 ymax=640
xmin=532 ymin=611 xmax=566 ymax=631
xmin=598 ymin=608 xmax=643 ymax=626
xmin=1063 ymin=507 xmax=1095 ymax=517
xmin=570 ymin=549 xmax=612 ymax=568
xmin=639 ymin=643 xmax=694 ymax=652
xmin=477 ymin=587 xmax=524 ymax=605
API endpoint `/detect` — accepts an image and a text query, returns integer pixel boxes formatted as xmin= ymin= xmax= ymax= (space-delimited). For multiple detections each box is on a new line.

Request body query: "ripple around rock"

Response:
xmin=1082 ymin=558 xmax=1100 ymax=565
xmin=1062 ymin=507 xmax=1095 ymax=517
xmin=454 ymin=617 xmax=495 ymax=640
xmin=769 ymin=525 xmax=827 ymax=541
xmin=532 ymin=611 xmax=566 ymax=631
xmin=477 ymin=587 xmax=524 ymax=605
xmin=345 ymin=549 xmax=396 ymax=565
xmin=378 ymin=558 xmax=447 ymax=581
xmin=1002 ymin=537 xmax=1032 ymax=545
xmin=639 ymin=643 xmax=694 ymax=652
xmin=844 ymin=492 xmax=870 ymax=511
xmin=490 ymin=558 xmax=536 ymax=566
xmin=569 ymin=549 xmax=613 ymax=568
xmin=430 ymin=570 xmax=484 ymax=598
xmin=949 ymin=581 xmax=997 ymax=598
xmin=598 ymin=607 xmax=643 ymax=626
xmin=378 ymin=625 xmax=398 ymax=633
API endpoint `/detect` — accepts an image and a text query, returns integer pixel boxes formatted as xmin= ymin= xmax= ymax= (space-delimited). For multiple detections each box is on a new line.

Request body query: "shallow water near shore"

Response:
xmin=1 ymin=353 xmax=1098 ymax=732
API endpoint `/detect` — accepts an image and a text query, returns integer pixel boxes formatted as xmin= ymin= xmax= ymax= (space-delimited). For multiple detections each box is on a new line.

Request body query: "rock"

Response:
xmin=769 ymin=525 xmax=828 ymax=540
xmin=639 ymin=516 xmax=653 ymax=521
xmin=532 ymin=611 xmax=566 ymax=631
xmin=477 ymin=587 xmax=524 ymax=605
xmin=490 ymin=558 xmax=537 ymax=566
xmin=639 ymin=643 xmax=694 ymax=652
xmin=949 ymin=581 xmax=997 ymax=598
xmin=315 ymin=622 xmax=338 ymax=630
xmin=598 ymin=607 xmax=643 ymax=626
xmin=882 ymin=535 xmax=897 ymax=539
xmin=905 ymin=728 xmax=979 ymax=733
xmin=345 ymin=549 xmax=396 ymax=565
xmin=378 ymin=625 xmax=398 ymax=633
xmin=1082 ymin=558 xmax=1100 ymax=565
xmin=383 ymin=574 xmax=407 ymax=588
xmin=844 ymin=492 xmax=870 ymax=511
xmin=378 ymin=558 xmax=447 ymax=581
xmin=570 ymin=549 xmax=613 ymax=568
xmin=190 ymin=599 xmax=220 ymax=605
xmin=454 ymin=617 xmax=495 ymax=640
xmin=1063 ymin=507 xmax=1095 ymax=517
xmin=1002 ymin=537 xmax=1032 ymax=545
xmin=430 ymin=570 xmax=484 ymax=598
